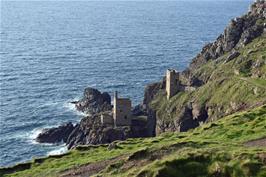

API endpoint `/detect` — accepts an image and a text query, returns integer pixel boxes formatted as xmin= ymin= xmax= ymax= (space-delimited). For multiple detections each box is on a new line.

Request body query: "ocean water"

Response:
xmin=0 ymin=0 xmax=252 ymax=167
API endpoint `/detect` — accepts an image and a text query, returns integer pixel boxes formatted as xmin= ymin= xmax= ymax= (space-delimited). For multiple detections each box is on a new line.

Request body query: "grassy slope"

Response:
xmin=151 ymin=34 xmax=266 ymax=125
xmin=1 ymin=26 xmax=266 ymax=177
xmin=1 ymin=105 xmax=266 ymax=177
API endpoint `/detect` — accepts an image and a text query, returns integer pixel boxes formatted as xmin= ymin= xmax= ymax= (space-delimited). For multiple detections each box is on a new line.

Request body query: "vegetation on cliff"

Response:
xmin=151 ymin=34 xmax=266 ymax=133
xmin=1 ymin=105 xmax=266 ymax=176
xmin=1 ymin=1 xmax=265 ymax=176
xmin=148 ymin=0 xmax=266 ymax=133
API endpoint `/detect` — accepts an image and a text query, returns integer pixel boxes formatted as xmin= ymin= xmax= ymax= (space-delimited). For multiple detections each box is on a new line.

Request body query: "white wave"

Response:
xmin=47 ymin=146 xmax=68 ymax=156
xmin=29 ymin=128 xmax=43 ymax=140
xmin=27 ymin=127 xmax=54 ymax=145
xmin=63 ymin=100 xmax=87 ymax=117
xmin=34 ymin=101 xmax=61 ymax=111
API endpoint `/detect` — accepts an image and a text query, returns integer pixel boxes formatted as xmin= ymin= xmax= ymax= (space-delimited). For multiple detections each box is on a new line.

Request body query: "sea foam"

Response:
xmin=63 ymin=99 xmax=87 ymax=117
xmin=47 ymin=145 xmax=68 ymax=156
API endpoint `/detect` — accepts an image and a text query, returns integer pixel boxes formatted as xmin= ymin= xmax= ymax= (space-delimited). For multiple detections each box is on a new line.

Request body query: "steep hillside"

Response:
xmin=151 ymin=34 xmax=266 ymax=134
xmin=147 ymin=1 xmax=266 ymax=134
xmin=1 ymin=105 xmax=266 ymax=177
xmin=1 ymin=1 xmax=265 ymax=176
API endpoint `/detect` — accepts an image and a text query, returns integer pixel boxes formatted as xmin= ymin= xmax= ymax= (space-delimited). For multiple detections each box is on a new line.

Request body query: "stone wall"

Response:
xmin=114 ymin=94 xmax=132 ymax=126
xmin=166 ymin=69 xmax=180 ymax=99
xmin=101 ymin=112 xmax=113 ymax=125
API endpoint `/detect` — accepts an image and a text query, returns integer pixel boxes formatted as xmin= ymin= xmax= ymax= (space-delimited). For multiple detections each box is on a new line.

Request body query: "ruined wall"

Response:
xmin=114 ymin=98 xmax=132 ymax=126
xmin=166 ymin=69 xmax=179 ymax=99
xmin=101 ymin=112 xmax=114 ymax=125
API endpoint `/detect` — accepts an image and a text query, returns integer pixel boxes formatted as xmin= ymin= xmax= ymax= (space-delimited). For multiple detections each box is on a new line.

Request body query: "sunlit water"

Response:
xmin=0 ymin=1 xmax=252 ymax=166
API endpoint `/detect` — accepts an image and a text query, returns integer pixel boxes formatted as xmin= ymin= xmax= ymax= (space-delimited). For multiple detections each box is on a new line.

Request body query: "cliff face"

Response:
xmin=37 ymin=87 xmax=151 ymax=149
xmin=73 ymin=87 xmax=112 ymax=115
xmin=2 ymin=2 xmax=266 ymax=176
xmin=146 ymin=1 xmax=266 ymax=134
xmin=36 ymin=0 xmax=265 ymax=151
xmin=3 ymin=105 xmax=266 ymax=177
xmin=66 ymin=113 xmax=150 ymax=149
xmin=188 ymin=1 xmax=265 ymax=74
xmin=66 ymin=114 xmax=130 ymax=149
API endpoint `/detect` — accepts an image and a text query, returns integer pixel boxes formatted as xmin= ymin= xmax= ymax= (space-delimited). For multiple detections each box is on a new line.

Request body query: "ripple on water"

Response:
xmin=0 ymin=1 xmax=252 ymax=167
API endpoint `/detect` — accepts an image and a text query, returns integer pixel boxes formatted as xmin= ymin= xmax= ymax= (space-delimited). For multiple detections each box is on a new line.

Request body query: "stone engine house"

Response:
xmin=166 ymin=69 xmax=180 ymax=100
xmin=100 ymin=112 xmax=113 ymax=125
xmin=113 ymin=91 xmax=132 ymax=126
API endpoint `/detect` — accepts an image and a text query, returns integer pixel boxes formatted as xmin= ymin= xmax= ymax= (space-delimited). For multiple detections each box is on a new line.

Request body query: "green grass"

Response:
xmin=1 ymin=20 xmax=266 ymax=177
xmin=1 ymin=105 xmax=266 ymax=177
xmin=150 ymin=34 xmax=266 ymax=126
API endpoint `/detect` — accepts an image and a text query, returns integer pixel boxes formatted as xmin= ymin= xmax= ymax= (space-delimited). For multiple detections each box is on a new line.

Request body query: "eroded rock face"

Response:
xmin=74 ymin=87 xmax=112 ymax=115
xmin=152 ymin=1 xmax=265 ymax=134
xmin=36 ymin=85 xmax=154 ymax=148
xmin=36 ymin=1 xmax=266 ymax=148
xmin=66 ymin=114 xmax=150 ymax=149
xmin=132 ymin=104 xmax=147 ymax=117
xmin=36 ymin=114 xmax=151 ymax=149
xmin=146 ymin=109 xmax=157 ymax=137
xmin=36 ymin=122 xmax=74 ymax=144
xmin=178 ymin=106 xmax=199 ymax=132
xmin=142 ymin=79 xmax=167 ymax=137
xmin=156 ymin=103 xmax=208 ymax=134
xmin=143 ymin=79 xmax=165 ymax=106
xmin=189 ymin=2 xmax=265 ymax=72
xmin=225 ymin=50 xmax=241 ymax=63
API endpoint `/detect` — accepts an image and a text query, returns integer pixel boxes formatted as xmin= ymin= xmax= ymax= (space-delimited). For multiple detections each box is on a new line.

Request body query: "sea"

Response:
xmin=0 ymin=0 xmax=252 ymax=167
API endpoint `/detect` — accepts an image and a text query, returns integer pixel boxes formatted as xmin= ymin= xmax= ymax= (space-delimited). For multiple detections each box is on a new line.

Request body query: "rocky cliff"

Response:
xmin=72 ymin=87 xmax=112 ymax=115
xmin=37 ymin=87 xmax=151 ymax=149
xmin=37 ymin=0 xmax=266 ymax=151
xmin=3 ymin=105 xmax=266 ymax=177
xmin=65 ymin=113 xmax=150 ymax=149
xmin=145 ymin=1 xmax=266 ymax=134
xmin=2 ymin=2 xmax=266 ymax=176
xmin=188 ymin=1 xmax=265 ymax=73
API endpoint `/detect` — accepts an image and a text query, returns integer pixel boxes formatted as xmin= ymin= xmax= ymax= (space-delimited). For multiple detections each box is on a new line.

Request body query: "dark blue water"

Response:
xmin=0 ymin=1 xmax=252 ymax=167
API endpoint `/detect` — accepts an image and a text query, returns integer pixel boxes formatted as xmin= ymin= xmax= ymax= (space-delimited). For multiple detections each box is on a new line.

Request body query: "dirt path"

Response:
xmin=59 ymin=142 xmax=208 ymax=177
xmin=245 ymin=137 xmax=266 ymax=147
xmin=60 ymin=155 xmax=126 ymax=177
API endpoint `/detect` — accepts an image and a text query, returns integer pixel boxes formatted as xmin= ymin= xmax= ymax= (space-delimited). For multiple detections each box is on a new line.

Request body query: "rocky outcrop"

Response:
xmin=225 ymin=50 xmax=240 ymax=63
xmin=145 ymin=109 xmax=157 ymax=136
xmin=143 ymin=79 xmax=165 ymax=106
xmin=36 ymin=86 xmax=153 ymax=148
xmin=36 ymin=122 xmax=74 ymax=143
xmin=148 ymin=1 xmax=266 ymax=134
xmin=155 ymin=103 xmax=208 ymax=134
xmin=66 ymin=114 xmax=130 ymax=149
xmin=177 ymin=106 xmax=199 ymax=132
xmin=188 ymin=1 xmax=265 ymax=76
xmin=73 ymin=87 xmax=112 ymax=115
xmin=132 ymin=104 xmax=147 ymax=117
xmin=66 ymin=114 xmax=150 ymax=149
xmin=142 ymin=79 xmax=166 ymax=136
xmin=36 ymin=1 xmax=266 ymax=148
xmin=36 ymin=114 xmax=151 ymax=149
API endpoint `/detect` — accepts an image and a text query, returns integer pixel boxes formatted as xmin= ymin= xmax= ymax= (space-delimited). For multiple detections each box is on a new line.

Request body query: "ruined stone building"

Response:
xmin=100 ymin=91 xmax=132 ymax=127
xmin=100 ymin=112 xmax=113 ymax=125
xmin=166 ymin=69 xmax=180 ymax=100
xmin=113 ymin=91 xmax=132 ymax=126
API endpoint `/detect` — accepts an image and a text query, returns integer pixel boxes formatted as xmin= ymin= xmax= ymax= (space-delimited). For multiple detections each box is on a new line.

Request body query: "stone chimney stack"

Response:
xmin=114 ymin=91 xmax=118 ymax=100
xmin=166 ymin=69 xmax=180 ymax=100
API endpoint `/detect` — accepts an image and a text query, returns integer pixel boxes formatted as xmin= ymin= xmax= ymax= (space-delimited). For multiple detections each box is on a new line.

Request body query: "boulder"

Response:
xmin=74 ymin=87 xmax=112 ymax=115
xmin=225 ymin=50 xmax=240 ymax=63
xmin=36 ymin=122 xmax=74 ymax=144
